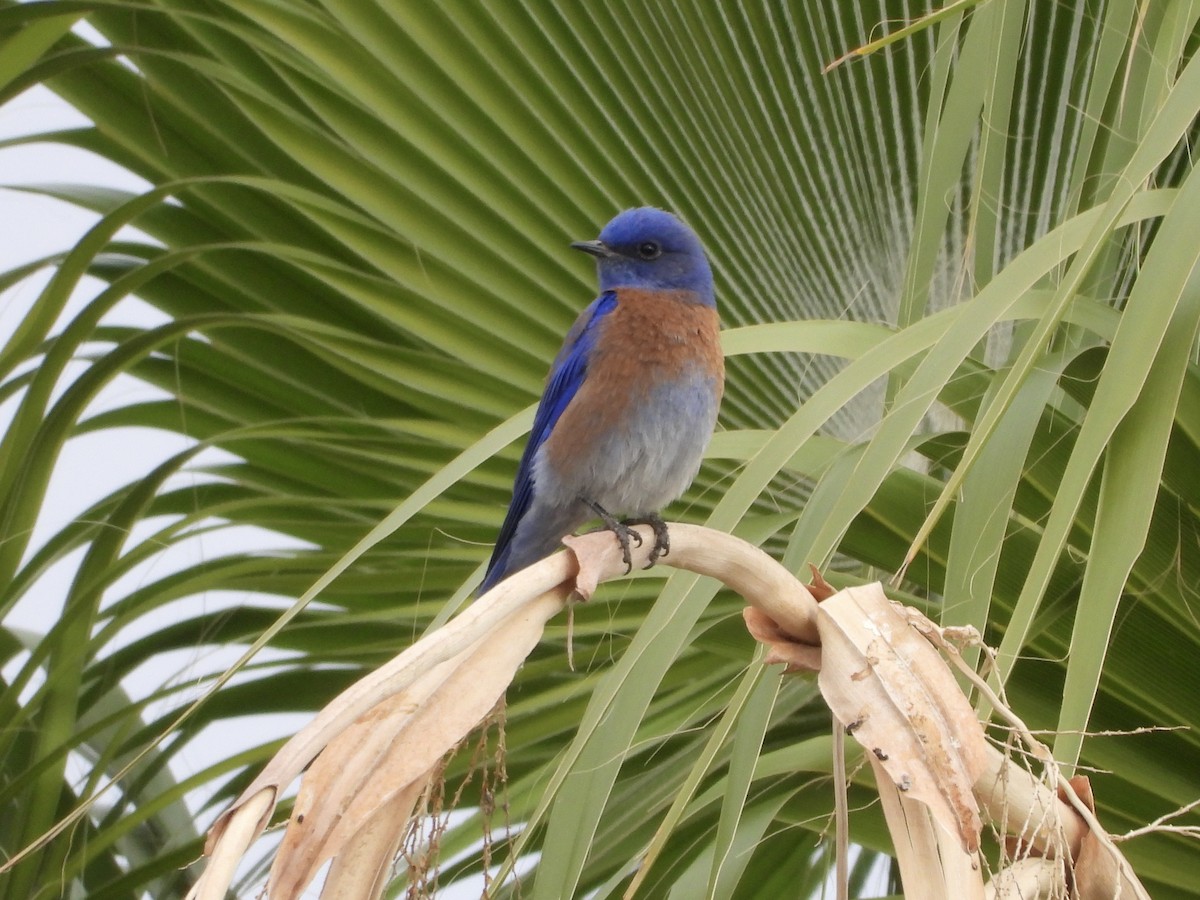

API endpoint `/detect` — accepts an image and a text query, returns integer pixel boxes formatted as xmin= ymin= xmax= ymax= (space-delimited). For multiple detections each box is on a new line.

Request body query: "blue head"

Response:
xmin=571 ymin=207 xmax=714 ymax=306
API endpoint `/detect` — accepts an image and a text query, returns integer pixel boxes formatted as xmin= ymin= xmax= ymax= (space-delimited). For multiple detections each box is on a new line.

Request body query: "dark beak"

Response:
xmin=570 ymin=239 xmax=616 ymax=259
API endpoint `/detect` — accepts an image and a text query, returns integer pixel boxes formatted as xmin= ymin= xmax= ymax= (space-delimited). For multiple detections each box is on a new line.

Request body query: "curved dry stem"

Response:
xmin=185 ymin=789 xmax=275 ymax=900
xmin=563 ymin=522 xmax=820 ymax=643
xmin=188 ymin=524 xmax=1147 ymax=900
xmin=191 ymin=523 xmax=817 ymax=898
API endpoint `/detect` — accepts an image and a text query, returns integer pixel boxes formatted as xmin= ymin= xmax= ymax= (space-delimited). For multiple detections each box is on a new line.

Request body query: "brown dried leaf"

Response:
xmin=806 ymin=564 xmax=836 ymax=601
xmin=1067 ymin=775 xmax=1151 ymax=899
xmin=268 ymin=662 xmax=454 ymax=897
xmin=1075 ymin=825 xmax=1152 ymax=900
xmin=1063 ymin=775 xmax=1094 ymax=813
xmin=268 ymin=592 xmax=562 ymax=898
xmin=742 ymin=607 xmax=821 ymax=672
xmin=202 ymin=554 xmax=574 ymax=864
xmin=319 ymin=777 xmax=429 ymax=900
xmin=873 ymin=757 xmax=985 ymax=899
xmin=818 ymin=583 xmax=988 ymax=853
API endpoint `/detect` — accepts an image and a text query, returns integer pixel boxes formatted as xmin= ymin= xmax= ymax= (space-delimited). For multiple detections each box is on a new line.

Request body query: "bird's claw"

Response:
xmin=580 ymin=501 xmax=670 ymax=575
xmin=622 ymin=513 xmax=669 ymax=568
xmin=612 ymin=521 xmax=639 ymax=573
xmin=581 ymin=497 xmax=639 ymax=574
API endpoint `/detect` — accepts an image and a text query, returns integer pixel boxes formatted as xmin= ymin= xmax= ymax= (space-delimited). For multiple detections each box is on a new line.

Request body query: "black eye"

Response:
xmin=636 ymin=241 xmax=662 ymax=260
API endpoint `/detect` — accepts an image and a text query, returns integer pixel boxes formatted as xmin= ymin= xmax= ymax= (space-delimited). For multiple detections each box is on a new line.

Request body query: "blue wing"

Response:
xmin=480 ymin=291 xmax=618 ymax=593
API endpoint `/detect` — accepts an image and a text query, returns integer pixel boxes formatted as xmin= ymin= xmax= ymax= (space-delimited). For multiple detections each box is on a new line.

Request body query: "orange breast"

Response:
xmin=542 ymin=288 xmax=723 ymax=467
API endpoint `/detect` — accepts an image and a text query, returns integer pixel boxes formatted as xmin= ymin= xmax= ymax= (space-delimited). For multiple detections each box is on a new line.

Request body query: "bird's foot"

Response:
xmin=580 ymin=497 xmax=641 ymax=574
xmin=621 ymin=513 xmax=669 ymax=567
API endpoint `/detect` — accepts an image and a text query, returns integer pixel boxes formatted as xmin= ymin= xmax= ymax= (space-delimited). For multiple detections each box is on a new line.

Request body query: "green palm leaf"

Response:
xmin=1 ymin=0 xmax=1198 ymax=896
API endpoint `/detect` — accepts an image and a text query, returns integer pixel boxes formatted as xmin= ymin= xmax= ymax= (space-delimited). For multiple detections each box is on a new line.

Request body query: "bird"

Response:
xmin=478 ymin=207 xmax=724 ymax=595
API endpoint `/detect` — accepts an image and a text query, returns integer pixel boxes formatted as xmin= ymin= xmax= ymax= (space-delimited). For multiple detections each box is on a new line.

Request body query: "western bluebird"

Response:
xmin=479 ymin=207 xmax=724 ymax=594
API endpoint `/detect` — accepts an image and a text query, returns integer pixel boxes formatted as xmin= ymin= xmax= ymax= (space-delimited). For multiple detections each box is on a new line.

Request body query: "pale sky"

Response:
xmin=0 ymin=83 xmax=319 ymax=891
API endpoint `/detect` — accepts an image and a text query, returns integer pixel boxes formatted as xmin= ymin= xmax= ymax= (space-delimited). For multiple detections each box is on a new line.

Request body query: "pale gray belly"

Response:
xmin=533 ymin=374 xmax=720 ymax=516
